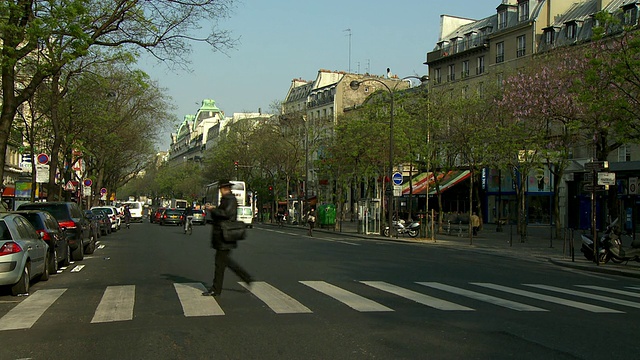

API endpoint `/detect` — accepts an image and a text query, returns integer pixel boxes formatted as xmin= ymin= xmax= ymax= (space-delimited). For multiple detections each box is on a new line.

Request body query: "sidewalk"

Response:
xmin=267 ymin=219 xmax=640 ymax=279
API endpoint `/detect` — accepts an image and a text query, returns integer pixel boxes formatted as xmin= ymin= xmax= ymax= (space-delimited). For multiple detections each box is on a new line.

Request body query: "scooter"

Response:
xmin=603 ymin=226 xmax=640 ymax=263
xmin=580 ymin=218 xmax=619 ymax=264
xmin=383 ymin=219 xmax=420 ymax=238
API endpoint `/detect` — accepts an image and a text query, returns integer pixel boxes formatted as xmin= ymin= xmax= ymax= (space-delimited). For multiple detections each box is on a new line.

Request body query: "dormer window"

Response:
xmin=498 ymin=10 xmax=508 ymax=29
xmin=623 ymin=5 xmax=637 ymax=26
xmin=566 ymin=22 xmax=577 ymax=39
xmin=543 ymin=27 xmax=558 ymax=45
xmin=518 ymin=1 xmax=529 ymax=22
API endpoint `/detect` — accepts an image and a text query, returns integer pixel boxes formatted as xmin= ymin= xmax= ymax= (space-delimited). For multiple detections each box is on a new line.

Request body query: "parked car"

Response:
xmin=91 ymin=206 xmax=121 ymax=231
xmin=91 ymin=209 xmax=112 ymax=235
xmin=152 ymin=207 xmax=165 ymax=224
xmin=160 ymin=208 xmax=183 ymax=226
xmin=17 ymin=202 xmax=94 ymax=261
xmin=191 ymin=209 xmax=207 ymax=225
xmin=0 ymin=213 xmax=50 ymax=295
xmin=13 ymin=210 xmax=71 ymax=275
xmin=237 ymin=206 xmax=254 ymax=228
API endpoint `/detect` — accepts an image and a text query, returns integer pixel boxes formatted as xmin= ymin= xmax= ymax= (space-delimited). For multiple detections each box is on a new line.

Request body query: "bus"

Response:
xmin=204 ymin=181 xmax=247 ymax=206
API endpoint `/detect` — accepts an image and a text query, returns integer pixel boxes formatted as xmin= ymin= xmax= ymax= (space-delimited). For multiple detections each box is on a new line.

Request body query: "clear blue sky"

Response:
xmin=141 ymin=0 xmax=500 ymax=150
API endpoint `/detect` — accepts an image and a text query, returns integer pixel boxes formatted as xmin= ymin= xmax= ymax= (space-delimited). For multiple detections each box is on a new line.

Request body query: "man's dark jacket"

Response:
xmin=208 ymin=192 xmax=238 ymax=250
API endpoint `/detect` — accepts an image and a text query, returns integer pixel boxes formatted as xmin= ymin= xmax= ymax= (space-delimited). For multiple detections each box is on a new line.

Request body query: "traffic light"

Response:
xmin=234 ymin=161 xmax=239 ymax=171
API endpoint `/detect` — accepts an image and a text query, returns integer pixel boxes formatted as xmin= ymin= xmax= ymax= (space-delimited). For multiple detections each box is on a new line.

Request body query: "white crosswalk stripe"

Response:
xmin=525 ymin=284 xmax=640 ymax=309
xmin=174 ymin=283 xmax=224 ymax=317
xmin=577 ymin=285 xmax=640 ymax=298
xmin=361 ymin=281 xmax=474 ymax=311
xmin=300 ymin=281 xmax=393 ymax=312
xmin=417 ymin=282 xmax=547 ymax=312
xmin=472 ymin=283 xmax=623 ymax=313
xmin=240 ymin=281 xmax=312 ymax=314
xmin=91 ymin=285 xmax=136 ymax=323
xmin=0 ymin=289 xmax=66 ymax=331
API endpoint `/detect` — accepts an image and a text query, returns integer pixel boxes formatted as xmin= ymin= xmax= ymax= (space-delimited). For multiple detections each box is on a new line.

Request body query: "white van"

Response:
xmin=124 ymin=201 xmax=144 ymax=222
xmin=237 ymin=206 xmax=253 ymax=228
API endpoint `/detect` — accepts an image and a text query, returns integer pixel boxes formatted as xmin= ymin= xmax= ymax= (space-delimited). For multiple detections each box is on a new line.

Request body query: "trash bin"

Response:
xmin=318 ymin=204 xmax=336 ymax=229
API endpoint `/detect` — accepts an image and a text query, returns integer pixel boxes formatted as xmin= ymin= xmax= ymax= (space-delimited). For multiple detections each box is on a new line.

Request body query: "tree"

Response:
xmin=0 ymin=0 xmax=237 ymax=186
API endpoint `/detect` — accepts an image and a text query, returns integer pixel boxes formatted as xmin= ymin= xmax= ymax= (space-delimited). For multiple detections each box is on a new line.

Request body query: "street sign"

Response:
xmin=36 ymin=164 xmax=49 ymax=183
xmin=393 ymin=185 xmax=402 ymax=197
xmin=584 ymin=184 xmax=606 ymax=192
xmin=584 ymin=161 xmax=608 ymax=171
xmin=597 ymin=172 xmax=615 ymax=186
xmin=83 ymin=178 xmax=93 ymax=187
xmin=392 ymin=172 xmax=403 ymax=185
xmin=100 ymin=187 xmax=107 ymax=195
xmin=630 ymin=177 xmax=638 ymax=195
xmin=36 ymin=153 xmax=49 ymax=165
xmin=65 ymin=181 xmax=75 ymax=191
xmin=584 ymin=173 xmax=593 ymax=183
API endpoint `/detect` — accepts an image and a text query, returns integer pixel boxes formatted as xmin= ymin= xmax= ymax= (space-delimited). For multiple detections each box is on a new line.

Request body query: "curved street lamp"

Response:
xmin=349 ymin=75 xmax=428 ymax=237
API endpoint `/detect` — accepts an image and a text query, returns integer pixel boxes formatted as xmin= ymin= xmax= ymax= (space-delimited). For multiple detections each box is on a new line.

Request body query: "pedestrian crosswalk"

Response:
xmin=1 ymin=281 xmax=639 ymax=331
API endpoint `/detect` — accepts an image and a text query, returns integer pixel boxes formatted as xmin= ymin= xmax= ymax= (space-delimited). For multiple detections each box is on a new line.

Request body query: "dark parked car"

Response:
xmin=17 ymin=202 xmax=95 ymax=261
xmin=160 ymin=208 xmax=183 ymax=226
xmin=91 ymin=209 xmax=112 ymax=235
xmin=13 ymin=210 xmax=71 ymax=275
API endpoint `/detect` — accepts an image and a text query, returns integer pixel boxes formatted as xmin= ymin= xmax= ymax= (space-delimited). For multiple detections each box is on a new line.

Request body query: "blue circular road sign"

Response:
xmin=392 ymin=172 xmax=403 ymax=185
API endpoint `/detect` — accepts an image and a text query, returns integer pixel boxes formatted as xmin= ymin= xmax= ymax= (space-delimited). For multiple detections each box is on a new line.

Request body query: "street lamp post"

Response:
xmin=349 ymin=75 xmax=428 ymax=237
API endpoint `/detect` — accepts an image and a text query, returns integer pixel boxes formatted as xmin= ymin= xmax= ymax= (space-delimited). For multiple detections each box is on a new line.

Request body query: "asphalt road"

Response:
xmin=1 ymin=221 xmax=640 ymax=359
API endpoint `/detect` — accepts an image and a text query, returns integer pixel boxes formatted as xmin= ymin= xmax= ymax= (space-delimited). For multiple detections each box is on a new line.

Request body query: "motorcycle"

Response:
xmin=383 ymin=219 xmax=420 ymax=238
xmin=580 ymin=218 xmax=620 ymax=264
xmin=603 ymin=225 xmax=640 ymax=263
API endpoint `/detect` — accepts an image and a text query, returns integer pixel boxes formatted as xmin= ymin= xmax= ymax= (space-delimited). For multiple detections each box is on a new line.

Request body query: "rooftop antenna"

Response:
xmin=344 ymin=28 xmax=352 ymax=73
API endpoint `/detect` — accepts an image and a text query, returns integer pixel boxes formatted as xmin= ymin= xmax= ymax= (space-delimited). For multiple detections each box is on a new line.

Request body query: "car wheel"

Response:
xmin=11 ymin=263 xmax=30 ymax=296
xmin=71 ymin=243 xmax=84 ymax=261
xmin=47 ymin=250 xmax=58 ymax=275
xmin=61 ymin=244 xmax=71 ymax=267
xmin=40 ymin=253 xmax=50 ymax=281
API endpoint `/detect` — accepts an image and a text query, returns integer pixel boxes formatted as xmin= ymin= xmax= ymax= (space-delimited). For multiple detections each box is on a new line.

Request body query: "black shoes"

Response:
xmin=202 ymin=288 xmax=220 ymax=297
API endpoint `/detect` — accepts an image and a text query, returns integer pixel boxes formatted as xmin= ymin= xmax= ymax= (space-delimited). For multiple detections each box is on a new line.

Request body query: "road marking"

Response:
xmin=70 ymin=265 xmax=85 ymax=272
xmin=300 ymin=281 xmax=393 ymax=312
xmin=417 ymin=282 xmax=547 ymax=312
xmin=361 ymin=281 xmax=474 ymax=311
xmin=0 ymin=289 xmax=66 ymax=331
xmin=91 ymin=285 xmax=136 ymax=323
xmin=525 ymin=284 xmax=640 ymax=309
xmin=577 ymin=285 xmax=640 ymax=298
xmin=174 ymin=283 xmax=224 ymax=316
xmin=97 ymin=244 xmax=105 ymax=250
xmin=472 ymin=283 xmax=622 ymax=313
xmin=240 ymin=281 xmax=312 ymax=314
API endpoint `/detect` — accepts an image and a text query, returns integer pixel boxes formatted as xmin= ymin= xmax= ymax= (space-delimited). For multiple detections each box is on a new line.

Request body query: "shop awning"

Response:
xmin=402 ymin=170 xmax=470 ymax=196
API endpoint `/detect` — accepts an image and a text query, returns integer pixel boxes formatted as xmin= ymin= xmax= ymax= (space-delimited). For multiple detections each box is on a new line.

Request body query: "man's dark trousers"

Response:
xmin=213 ymin=249 xmax=252 ymax=294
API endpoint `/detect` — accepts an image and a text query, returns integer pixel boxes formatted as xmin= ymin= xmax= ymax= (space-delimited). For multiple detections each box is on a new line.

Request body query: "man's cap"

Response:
xmin=218 ymin=180 xmax=233 ymax=188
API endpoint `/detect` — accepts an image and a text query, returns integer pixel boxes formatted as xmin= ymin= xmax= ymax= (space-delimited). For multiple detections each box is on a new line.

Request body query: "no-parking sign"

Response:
xmin=630 ymin=177 xmax=638 ymax=195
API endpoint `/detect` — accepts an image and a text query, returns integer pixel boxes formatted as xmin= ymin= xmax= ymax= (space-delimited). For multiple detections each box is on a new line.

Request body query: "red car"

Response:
xmin=152 ymin=207 xmax=165 ymax=224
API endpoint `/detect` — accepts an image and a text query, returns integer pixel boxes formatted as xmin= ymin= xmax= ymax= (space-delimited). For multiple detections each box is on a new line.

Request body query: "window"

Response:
xmin=544 ymin=29 xmax=555 ymax=45
xmin=517 ymin=35 xmax=526 ymax=57
xmin=478 ymin=82 xmax=485 ymax=98
xmin=567 ymin=23 xmax=577 ymax=39
xmin=618 ymin=145 xmax=631 ymax=162
xmin=477 ymin=56 xmax=485 ymax=75
xmin=462 ymin=60 xmax=469 ymax=78
xmin=624 ymin=7 xmax=637 ymax=26
xmin=518 ymin=1 xmax=529 ymax=22
xmin=498 ymin=10 xmax=507 ymax=29
xmin=496 ymin=42 xmax=505 ymax=63
xmin=462 ymin=85 xmax=469 ymax=98
xmin=448 ymin=64 xmax=456 ymax=81
xmin=434 ymin=68 xmax=442 ymax=84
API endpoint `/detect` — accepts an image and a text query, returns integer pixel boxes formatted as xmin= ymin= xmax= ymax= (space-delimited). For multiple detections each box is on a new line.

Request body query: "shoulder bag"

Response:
xmin=221 ymin=220 xmax=247 ymax=242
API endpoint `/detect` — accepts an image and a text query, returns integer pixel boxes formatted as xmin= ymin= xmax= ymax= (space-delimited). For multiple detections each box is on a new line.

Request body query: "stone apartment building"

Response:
xmin=424 ymin=0 xmax=640 ymax=229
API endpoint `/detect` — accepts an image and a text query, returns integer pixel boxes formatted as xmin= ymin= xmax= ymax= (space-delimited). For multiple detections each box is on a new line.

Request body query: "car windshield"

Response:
xmin=18 ymin=213 xmax=44 ymax=229
xmin=165 ymin=209 xmax=182 ymax=215
xmin=94 ymin=208 xmax=113 ymax=215
xmin=20 ymin=204 xmax=70 ymax=220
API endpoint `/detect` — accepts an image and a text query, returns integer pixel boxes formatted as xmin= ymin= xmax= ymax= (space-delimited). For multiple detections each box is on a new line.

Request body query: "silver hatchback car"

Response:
xmin=0 ymin=213 xmax=50 ymax=295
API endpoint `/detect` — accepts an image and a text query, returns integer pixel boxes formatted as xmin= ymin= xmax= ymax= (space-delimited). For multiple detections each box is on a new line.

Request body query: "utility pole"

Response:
xmin=344 ymin=29 xmax=352 ymax=73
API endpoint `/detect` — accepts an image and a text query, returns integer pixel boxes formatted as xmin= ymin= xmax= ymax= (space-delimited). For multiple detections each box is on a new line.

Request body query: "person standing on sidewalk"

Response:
xmin=471 ymin=212 xmax=480 ymax=236
xmin=306 ymin=208 xmax=316 ymax=236
xmin=202 ymin=180 xmax=253 ymax=297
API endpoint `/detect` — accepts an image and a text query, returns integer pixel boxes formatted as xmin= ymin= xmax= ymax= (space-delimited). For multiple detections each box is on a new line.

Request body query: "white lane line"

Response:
xmin=417 ymin=282 xmax=547 ymax=312
xmin=577 ymin=285 xmax=640 ymax=298
xmin=70 ymin=265 xmax=85 ymax=272
xmin=361 ymin=281 xmax=474 ymax=311
xmin=300 ymin=281 xmax=393 ymax=312
xmin=0 ymin=289 xmax=66 ymax=331
xmin=525 ymin=284 xmax=640 ymax=309
xmin=472 ymin=283 xmax=622 ymax=313
xmin=97 ymin=244 xmax=106 ymax=250
xmin=174 ymin=283 xmax=224 ymax=317
xmin=91 ymin=285 xmax=136 ymax=323
xmin=239 ymin=281 xmax=312 ymax=314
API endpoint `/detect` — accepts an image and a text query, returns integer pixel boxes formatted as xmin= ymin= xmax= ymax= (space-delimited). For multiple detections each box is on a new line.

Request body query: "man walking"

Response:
xmin=202 ymin=180 xmax=253 ymax=297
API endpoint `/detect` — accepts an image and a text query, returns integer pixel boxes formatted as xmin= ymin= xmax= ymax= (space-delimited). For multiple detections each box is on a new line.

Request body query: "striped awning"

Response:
xmin=402 ymin=170 xmax=470 ymax=196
